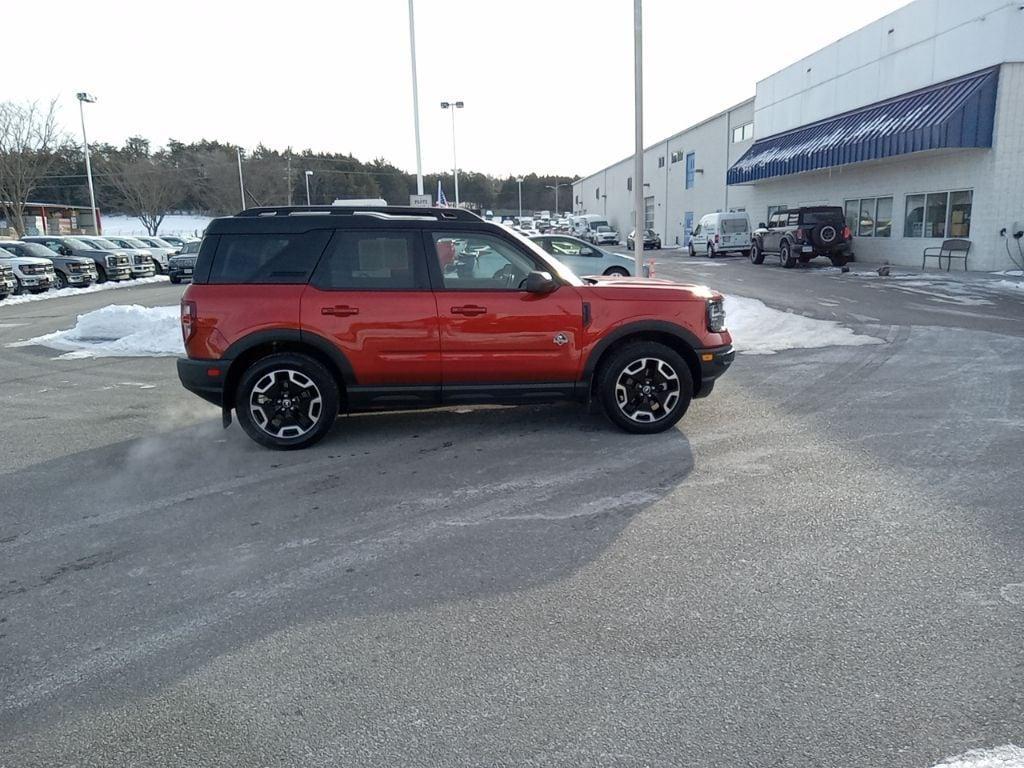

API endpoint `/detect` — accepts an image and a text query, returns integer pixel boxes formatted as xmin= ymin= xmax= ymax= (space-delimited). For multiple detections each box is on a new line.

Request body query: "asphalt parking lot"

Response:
xmin=2 ymin=261 xmax=1023 ymax=767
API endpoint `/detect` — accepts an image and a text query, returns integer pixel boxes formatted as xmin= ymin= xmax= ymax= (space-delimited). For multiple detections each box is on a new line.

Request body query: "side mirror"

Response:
xmin=524 ymin=270 xmax=558 ymax=294
xmin=60 ymin=246 xmax=72 ymax=255
xmin=758 ymin=222 xmax=766 ymax=229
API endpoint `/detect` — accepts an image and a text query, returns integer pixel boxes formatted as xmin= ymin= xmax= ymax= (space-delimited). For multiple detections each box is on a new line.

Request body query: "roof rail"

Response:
xmin=235 ymin=205 xmax=480 ymax=222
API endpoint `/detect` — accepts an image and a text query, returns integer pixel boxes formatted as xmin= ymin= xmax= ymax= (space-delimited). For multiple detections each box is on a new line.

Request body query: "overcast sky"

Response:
xmin=8 ymin=0 xmax=910 ymax=178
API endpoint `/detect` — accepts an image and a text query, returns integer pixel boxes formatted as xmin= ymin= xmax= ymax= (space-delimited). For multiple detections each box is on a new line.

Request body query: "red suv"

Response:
xmin=177 ymin=207 xmax=734 ymax=450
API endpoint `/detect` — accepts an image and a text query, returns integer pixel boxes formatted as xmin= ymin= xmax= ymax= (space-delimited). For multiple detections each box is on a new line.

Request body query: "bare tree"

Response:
xmin=0 ymin=100 xmax=66 ymax=235
xmin=102 ymin=140 xmax=186 ymax=235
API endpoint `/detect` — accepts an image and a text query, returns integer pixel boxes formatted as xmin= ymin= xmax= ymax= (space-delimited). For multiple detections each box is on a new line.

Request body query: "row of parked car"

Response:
xmin=0 ymin=234 xmax=201 ymax=299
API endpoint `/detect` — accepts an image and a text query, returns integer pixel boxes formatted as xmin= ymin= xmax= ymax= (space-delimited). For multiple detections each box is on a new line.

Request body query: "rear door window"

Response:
xmin=207 ymin=231 xmax=330 ymax=284
xmin=800 ymin=210 xmax=844 ymax=226
xmin=720 ymin=218 xmax=748 ymax=234
xmin=310 ymin=230 xmax=426 ymax=290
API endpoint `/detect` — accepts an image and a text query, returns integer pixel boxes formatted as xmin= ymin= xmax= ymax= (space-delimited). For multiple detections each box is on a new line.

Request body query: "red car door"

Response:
xmin=299 ymin=229 xmax=441 ymax=404
xmin=425 ymin=231 xmax=584 ymax=387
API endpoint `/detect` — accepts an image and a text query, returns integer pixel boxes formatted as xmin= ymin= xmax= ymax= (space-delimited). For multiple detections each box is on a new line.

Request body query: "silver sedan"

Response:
xmin=530 ymin=235 xmax=635 ymax=277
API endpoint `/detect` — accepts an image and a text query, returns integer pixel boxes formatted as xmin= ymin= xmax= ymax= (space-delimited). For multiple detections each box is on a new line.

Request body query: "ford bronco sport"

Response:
xmin=177 ymin=206 xmax=734 ymax=450
xmin=750 ymin=206 xmax=853 ymax=268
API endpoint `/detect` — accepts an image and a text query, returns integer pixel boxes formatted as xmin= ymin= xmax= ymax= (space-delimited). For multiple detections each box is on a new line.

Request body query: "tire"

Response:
xmin=749 ymin=241 xmax=764 ymax=264
xmin=54 ymin=271 xmax=69 ymax=290
xmin=780 ymin=241 xmax=796 ymax=269
xmin=688 ymin=242 xmax=696 ymax=257
xmin=13 ymin=277 xmax=24 ymax=296
xmin=604 ymin=267 xmax=630 ymax=277
xmin=170 ymin=275 xmax=181 ymax=284
xmin=597 ymin=341 xmax=693 ymax=435
xmin=95 ymin=266 xmax=107 ymax=284
xmin=235 ymin=352 xmax=340 ymax=450
xmin=153 ymin=260 xmax=164 ymax=275
xmin=829 ymin=255 xmax=848 ymax=267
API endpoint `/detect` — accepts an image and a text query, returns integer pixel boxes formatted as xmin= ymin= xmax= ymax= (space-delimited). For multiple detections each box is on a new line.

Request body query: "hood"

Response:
xmin=580 ymin=275 xmax=721 ymax=302
xmin=0 ymin=254 xmax=52 ymax=267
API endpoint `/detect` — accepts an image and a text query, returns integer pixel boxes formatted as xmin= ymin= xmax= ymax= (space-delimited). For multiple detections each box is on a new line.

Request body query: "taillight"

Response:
xmin=181 ymin=299 xmax=196 ymax=344
xmin=714 ymin=233 xmax=720 ymax=244
xmin=842 ymin=226 xmax=852 ymax=240
xmin=795 ymin=227 xmax=805 ymax=241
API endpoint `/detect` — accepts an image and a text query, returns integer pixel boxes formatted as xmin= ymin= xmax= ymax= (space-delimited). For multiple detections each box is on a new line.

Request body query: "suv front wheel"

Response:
xmin=235 ymin=352 xmax=340 ymax=450
xmin=749 ymin=241 xmax=765 ymax=264
xmin=780 ymin=241 xmax=797 ymax=269
xmin=598 ymin=342 xmax=693 ymax=434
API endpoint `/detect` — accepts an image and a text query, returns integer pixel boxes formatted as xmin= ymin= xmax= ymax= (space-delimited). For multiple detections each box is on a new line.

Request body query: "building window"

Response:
xmin=627 ymin=177 xmax=632 ymax=192
xmin=670 ymin=150 xmax=684 ymax=164
xmin=596 ymin=187 xmax=600 ymax=201
xmin=644 ymin=196 xmax=655 ymax=231
xmin=732 ymin=122 xmax=754 ymax=143
xmin=685 ymin=152 xmax=695 ymax=189
xmin=904 ymin=190 xmax=971 ymax=238
xmin=658 ymin=156 xmax=665 ymax=168
xmin=844 ymin=197 xmax=893 ymax=238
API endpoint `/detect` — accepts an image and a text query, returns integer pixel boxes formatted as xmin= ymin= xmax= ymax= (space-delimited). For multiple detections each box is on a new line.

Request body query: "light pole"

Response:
xmin=304 ymin=171 xmax=313 ymax=205
xmin=440 ymin=100 xmax=464 ymax=206
xmin=545 ymin=183 xmax=567 ymax=216
xmin=632 ymin=0 xmax=645 ymax=278
xmin=516 ymin=177 xmax=524 ymax=218
xmin=236 ymin=148 xmax=246 ymax=210
xmin=408 ymin=0 xmax=424 ymax=197
xmin=76 ymin=92 xmax=99 ymax=234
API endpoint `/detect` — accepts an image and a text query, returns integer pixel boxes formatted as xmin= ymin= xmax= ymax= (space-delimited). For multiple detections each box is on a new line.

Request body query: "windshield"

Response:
xmin=10 ymin=242 xmax=57 ymax=259
xmin=125 ymin=238 xmax=151 ymax=248
xmin=62 ymin=237 xmax=95 ymax=249
xmin=182 ymin=240 xmax=201 ymax=254
xmin=86 ymin=237 xmax=121 ymax=250
xmin=596 ymin=226 xmax=611 ymax=232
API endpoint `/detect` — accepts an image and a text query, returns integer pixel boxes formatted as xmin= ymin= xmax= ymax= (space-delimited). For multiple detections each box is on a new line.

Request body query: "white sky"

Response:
xmin=7 ymin=0 xmax=910 ymax=178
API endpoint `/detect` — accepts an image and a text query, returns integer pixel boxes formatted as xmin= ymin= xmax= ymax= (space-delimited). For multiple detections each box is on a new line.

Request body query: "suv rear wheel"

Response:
xmin=235 ymin=352 xmax=339 ymax=450
xmin=780 ymin=241 xmax=797 ymax=269
xmin=598 ymin=341 xmax=693 ymax=434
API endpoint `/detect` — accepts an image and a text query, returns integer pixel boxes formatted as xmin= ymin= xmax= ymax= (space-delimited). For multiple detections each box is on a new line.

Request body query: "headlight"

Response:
xmin=706 ymin=298 xmax=726 ymax=333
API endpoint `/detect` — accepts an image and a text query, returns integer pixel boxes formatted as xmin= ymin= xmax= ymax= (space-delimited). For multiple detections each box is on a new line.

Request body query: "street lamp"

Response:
xmin=440 ymin=100 xmax=464 ymax=206
xmin=516 ymin=177 xmax=524 ymax=218
xmin=545 ymin=183 xmax=567 ymax=216
xmin=304 ymin=170 xmax=313 ymax=205
xmin=76 ymin=92 xmax=99 ymax=234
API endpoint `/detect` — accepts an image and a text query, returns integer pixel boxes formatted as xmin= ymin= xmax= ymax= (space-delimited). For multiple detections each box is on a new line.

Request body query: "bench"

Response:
xmin=922 ymin=238 xmax=971 ymax=271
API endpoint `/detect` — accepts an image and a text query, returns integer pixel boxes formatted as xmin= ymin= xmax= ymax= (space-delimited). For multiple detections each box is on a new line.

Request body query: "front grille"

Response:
xmin=22 ymin=264 xmax=46 ymax=275
xmin=172 ymin=257 xmax=197 ymax=268
xmin=133 ymin=254 xmax=149 ymax=265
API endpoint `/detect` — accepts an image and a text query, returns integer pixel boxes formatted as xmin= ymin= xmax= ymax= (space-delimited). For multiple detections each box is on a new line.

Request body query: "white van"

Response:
xmin=573 ymin=214 xmax=608 ymax=239
xmin=688 ymin=212 xmax=752 ymax=258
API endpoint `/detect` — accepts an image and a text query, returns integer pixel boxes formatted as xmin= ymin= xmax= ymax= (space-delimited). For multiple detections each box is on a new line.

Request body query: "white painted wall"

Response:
xmin=572 ymin=100 xmax=755 ymax=247
xmin=755 ymin=0 xmax=1024 ymax=138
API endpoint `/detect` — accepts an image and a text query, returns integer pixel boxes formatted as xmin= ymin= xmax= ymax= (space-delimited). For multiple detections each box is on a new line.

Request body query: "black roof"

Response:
xmin=207 ymin=206 xmax=487 ymax=235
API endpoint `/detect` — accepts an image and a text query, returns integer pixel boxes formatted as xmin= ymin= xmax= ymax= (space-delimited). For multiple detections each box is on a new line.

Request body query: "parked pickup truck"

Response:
xmin=2 ymin=240 xmax=97 ymax=289
xmin=750 ymin=206 xmax=853 ymax=268
xmin=25 ymin=236 xmax=133 ymax=282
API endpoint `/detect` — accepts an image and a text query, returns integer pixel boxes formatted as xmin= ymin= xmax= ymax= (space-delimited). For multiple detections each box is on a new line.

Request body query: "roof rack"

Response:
xmin=235 ymin=205 xmax=480 ymax=222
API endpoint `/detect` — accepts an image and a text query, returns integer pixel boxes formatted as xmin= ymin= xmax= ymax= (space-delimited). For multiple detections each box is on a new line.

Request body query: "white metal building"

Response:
xmin=573 ymin=0 xmax=1024 ymax=271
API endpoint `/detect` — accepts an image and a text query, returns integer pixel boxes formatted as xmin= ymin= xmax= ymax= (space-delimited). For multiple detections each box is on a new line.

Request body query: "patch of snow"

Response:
xmin=725 ymin=295 xmax=882 ymax=355
xmin=991 ymin=270 xmax=1023 ymax=277
xmin=993 ymin=279 xmax=1024 ymax=293
xmin=11 ymin=304 xmax=183 ymax=358
xmin=929 ymin=745 xmax=1024 ymax=768
xmin=102 ymin=213 xmax=212 ymax=237
xmin=0 ymin=276 xmax=170 ymax=307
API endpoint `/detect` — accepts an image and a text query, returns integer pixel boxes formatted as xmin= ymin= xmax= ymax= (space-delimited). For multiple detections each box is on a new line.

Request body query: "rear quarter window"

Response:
xmin=206 ymin=232 xmax=330 ymax=284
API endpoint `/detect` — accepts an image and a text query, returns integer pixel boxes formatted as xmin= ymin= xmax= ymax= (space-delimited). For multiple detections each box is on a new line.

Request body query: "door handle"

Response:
xmin=451 ymin=305 xmax=487 ymax=316
xmin=321 ymin=305 xmax=359 ymax=316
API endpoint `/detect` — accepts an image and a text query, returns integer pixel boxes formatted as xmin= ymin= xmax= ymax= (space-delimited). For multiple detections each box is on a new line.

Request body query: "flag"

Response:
xmin=436 ymin=179 xmax=448 ymax=207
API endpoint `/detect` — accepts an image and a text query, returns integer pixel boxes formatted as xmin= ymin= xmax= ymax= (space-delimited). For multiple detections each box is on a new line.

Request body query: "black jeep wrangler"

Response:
xmin=750 ymin=206 xmax=853 ymax=268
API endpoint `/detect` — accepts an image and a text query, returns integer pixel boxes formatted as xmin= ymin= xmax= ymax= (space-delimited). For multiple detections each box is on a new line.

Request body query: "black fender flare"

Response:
xmin=581 ymin=319 xmax=704 ymax=382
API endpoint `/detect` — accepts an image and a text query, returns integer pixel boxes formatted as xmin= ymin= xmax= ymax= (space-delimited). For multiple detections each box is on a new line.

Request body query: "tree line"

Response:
xmin=0 ymin=99 xmax=578 ymax=236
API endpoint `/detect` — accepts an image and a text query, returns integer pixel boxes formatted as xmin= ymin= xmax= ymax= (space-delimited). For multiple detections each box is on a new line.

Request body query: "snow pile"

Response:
xmin=102 ymin=213 xmax=212 ymax=237
xmin=994 ymin=279 xmax=1024 ymax=294
xmin=1 ymin=275 xmax=169 ymax=306
xmin=13 ymin=304 xmax=183 ymax=358
xmin=725 ymin=295 xmax=881 ymax=355
xmin=930 ymin=745 xmax=1024 ymax=768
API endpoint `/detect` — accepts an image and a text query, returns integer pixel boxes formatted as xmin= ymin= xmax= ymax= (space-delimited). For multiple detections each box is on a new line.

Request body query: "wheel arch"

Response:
xmin=583 ymin=321 xmax=702 ymax=398
xmin=221 ymin=329 xmax=355 ymax=411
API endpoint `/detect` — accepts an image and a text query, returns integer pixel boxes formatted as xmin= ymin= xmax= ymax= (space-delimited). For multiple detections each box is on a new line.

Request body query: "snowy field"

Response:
xmin=101 ymin=214 xmax=212 ymax=238
xmin=12 ymin=296 xmax=882 ymax=359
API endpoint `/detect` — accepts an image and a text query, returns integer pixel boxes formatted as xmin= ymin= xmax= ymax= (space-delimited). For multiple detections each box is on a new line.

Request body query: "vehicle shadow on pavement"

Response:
xmin=0 ymin=402 xmax=694 ymax=737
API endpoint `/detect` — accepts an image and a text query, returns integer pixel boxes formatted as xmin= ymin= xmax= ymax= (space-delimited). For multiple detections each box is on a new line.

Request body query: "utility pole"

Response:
xmin=286 ymin=151 xmax=293 ymax=206
xmin=632 ymin=0 xmax=645 ymax=279
xmin=76 ymin=92 xmax=99 ymax=234
xmin=236 ymin=147 xmax=246 ymax=211
xmin=440 ymin=101 xmax=464 ymax=206
xmin=408 ymin=0 xmax=424 ymax=196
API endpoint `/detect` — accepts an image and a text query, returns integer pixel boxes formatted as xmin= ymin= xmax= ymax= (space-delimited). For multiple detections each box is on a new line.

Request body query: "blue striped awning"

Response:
xmin=727 ymin=67 xmax=999 ymax=185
